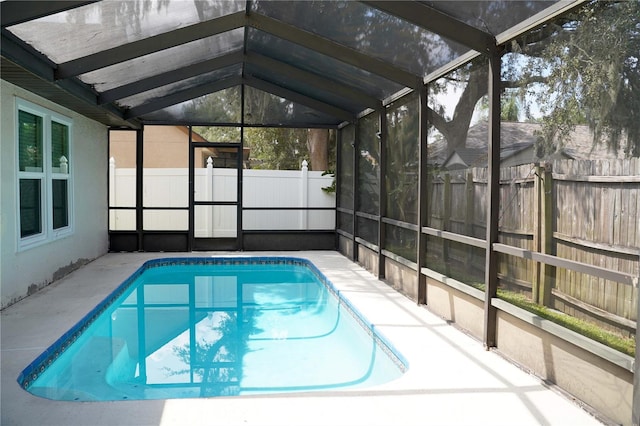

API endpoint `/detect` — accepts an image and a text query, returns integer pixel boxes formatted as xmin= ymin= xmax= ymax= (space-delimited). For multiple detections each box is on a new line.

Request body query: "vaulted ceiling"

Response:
xmin=1 ymin=0 xmax=572 ymax=129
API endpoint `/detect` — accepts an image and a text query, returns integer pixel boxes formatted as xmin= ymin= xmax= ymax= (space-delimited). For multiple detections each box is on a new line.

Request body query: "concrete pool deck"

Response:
xmin=1 ymin=251 xmax=607 ymax=426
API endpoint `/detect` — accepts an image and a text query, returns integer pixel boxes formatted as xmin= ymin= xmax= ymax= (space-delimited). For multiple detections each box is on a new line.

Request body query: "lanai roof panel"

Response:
xmin=251 ymin=0 xmax=468 ymax=78
xmin=246 ymin=27 xmax=405 ymax=101
xmin=77 ymin=28 xmax=244 ymax=92
xmin=420 ymin=1 xmax=559 ymax=35
xmin=116 ymin=63 xmax=242 ymax=109
xmin=244 ymin=61 xmax=368 ymax=114
xmin=243 ymin=86 xmax=343 ymax=127
xmin=5 ymin=0 xmax=245 ymax=63
xmin=138 ymin=86 xmax=242 ymax=124
xmin=0 ymin=0 xmax=572 ymax=127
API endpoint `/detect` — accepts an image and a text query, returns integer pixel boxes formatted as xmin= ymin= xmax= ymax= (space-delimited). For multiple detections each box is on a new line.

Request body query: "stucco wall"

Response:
xmin=496 ymin=310 xmax=633 ymax=425
xmin=425 ymin=277 xmax=485 ymax=340
xmin=384 ymin=258 xmax=419 ymax=301
xmin=1 ymin=80 xmax=109 ymax=309
xmin=357 ymin=245 xmax=379 ymax=276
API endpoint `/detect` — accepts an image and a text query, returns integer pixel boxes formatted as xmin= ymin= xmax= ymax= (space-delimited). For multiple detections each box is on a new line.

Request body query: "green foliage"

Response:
xmin=419 ymin=257 xmax=635 ymax=356
xmin=246 ymin=127 xmax=310 ymax=170
xmin=321 ymin=170 xmax=336 ymax=193
xmin=182 ymin=87 xmax=241 ymax=124
xmin=192 ymin=126 xmax=240 ymax=143
xmin=497 ymin=289 xmax=635 ymax=357
xmin=507 ymin=0 xmax=640 ymax=157
xmin=386 ymin=95 xmax=419 ymax=223
xmin=179 ymin=87 xmax=338 ymax=170
xmin=500 ymin=95 xmax=520 ymax=121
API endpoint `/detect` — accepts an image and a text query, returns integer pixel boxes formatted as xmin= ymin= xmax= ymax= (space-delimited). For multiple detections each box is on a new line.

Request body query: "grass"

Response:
xmin=496 ymin=289 xmax=636 ymax=357
xmin=424 ymin=257 xmax=636 ymax=356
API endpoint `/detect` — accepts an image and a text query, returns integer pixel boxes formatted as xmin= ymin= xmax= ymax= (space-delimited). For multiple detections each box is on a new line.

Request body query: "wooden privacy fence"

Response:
xmin=428 ymin=158 xmax=640 ymax=336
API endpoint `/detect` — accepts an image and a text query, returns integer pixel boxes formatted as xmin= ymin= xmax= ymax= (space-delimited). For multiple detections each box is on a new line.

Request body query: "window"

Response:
xmin=17 ymin=99 xmax=73 ymax=250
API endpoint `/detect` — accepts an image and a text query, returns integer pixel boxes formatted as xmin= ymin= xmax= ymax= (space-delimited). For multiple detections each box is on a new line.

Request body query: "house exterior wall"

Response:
xmin=1 ymin=80 xmax=109 ymax=309
xmin=109 ymin=125 xmax=208 ymax=169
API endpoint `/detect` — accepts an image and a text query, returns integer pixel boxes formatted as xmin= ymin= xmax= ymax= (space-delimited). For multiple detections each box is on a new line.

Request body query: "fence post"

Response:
xmin=465 ymin=170 xmax=475 ymax=265
xmin=442 ymin=172 xmax=451 ymax=276
xmin=532 ymin=164 xmax=542 ymax=304
xmin=109 ymin=157 xmax=116 ymax=230
xmin=634 ymin=265 xmax=640 ymax=426
xmin=539 ymin=163 xmax=554 ymax=306
xmin=635 ymin=157 xmax=640 ymax=426
xmin=301 ymin=160 xmax=309 ymax=230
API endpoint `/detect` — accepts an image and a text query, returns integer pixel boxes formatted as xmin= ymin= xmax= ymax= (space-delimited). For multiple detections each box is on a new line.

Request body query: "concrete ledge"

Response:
xmin=338 ymin=235 xmax=354 ymax=259
xmin=384 ymin=257 xmax=418 ymax=300
xmin=424 ymin=276 xmax=485 ymax=340
xmin=495 ymin=308 xmax=633 ymax=426
xmin=492 ymin=298 xmax=634 ymax=373
xmin=357 ymin=244 xmax=378 ymax=275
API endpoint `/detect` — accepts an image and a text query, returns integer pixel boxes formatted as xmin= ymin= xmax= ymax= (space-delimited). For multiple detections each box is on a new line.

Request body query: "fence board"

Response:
xmin=426 ymin=157 xmax=639 ymax=334
xmin=110 ymin=165 xmax=335 ymax=232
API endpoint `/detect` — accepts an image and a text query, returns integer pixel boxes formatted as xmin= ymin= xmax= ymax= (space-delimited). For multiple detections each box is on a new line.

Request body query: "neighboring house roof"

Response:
xmin=431 ymin=121 xmax=628 ymax=169
xmin=179 ymin=126 xmax=208 ymax=142
xmin=442 ymin=148 xmax=485 ymax=170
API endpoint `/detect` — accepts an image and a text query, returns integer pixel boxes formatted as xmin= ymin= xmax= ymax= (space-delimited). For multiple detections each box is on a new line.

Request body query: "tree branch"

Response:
xmin=501 ymin=75 xmax=548 ymax=89
xmin=425 ymin=105 xmax=450 ymax=135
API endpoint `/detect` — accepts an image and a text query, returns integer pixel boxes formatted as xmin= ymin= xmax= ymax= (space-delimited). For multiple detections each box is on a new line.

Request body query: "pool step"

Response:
xmin=54 ymin=336 xmax=128 ymax=401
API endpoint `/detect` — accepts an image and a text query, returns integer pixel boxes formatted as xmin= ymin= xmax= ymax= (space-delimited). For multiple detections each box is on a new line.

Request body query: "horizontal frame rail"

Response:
xmin=381 ymin=217 xmax=419 ymax=231
xmin=493 ymin=243 xmax=638 ymax=287
xmin=422 ymin=226 xmax=486 ymax=248
xmin=242 ymin=207 xmax=335 ymax=210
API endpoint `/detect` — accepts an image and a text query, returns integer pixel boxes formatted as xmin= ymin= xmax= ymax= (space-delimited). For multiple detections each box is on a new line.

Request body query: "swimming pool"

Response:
xmin=19 ymin=257 xmax=406 ymax=401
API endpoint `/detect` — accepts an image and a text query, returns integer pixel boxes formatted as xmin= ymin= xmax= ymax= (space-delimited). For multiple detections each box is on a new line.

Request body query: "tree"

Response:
xmin=307 ymin=129 xmax=329 ymax=171
xmin=503 ymin=0 xmax=640 ymax=156
xmin=428 ymin=1 xmax=639 ymax=158
xmin=386 ymin=97 xmax=419 ymax=224
xmin=501 ymin=94 xmax=520 ymax=122
xmin=184 ymin=87 xmax=335 ymax=170
xmin=427 ymin=60 xmax=488 ymax=157
xmin=246 ymin=127 xmax=309 ymax=170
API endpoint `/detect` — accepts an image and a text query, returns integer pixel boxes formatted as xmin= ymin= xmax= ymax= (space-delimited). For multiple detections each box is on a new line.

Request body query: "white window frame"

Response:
xmin=16 ymin=98 xmax=74 ymax=251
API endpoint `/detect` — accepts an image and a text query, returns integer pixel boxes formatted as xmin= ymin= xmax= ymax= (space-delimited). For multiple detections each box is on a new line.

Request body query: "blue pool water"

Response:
xmin=19 ymin=257 xmax=406 ymax=401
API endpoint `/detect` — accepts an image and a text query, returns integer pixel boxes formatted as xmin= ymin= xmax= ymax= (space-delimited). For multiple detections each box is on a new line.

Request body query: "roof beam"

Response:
xmin=56 ymin=11 xmax=246 ymax=79
xmin=1 ymin=1 xmax=98 ymax=28
xmin=125 ymin=76 xmax=242 ymax=119
xmin=1 ymin=29 xmax=55 ymax=80
xmin=243 ymin=75 xmax=356 ymax=123
xmin=247 ymin=13 xmax=422 ymax=89
xmin=99 ymin=50 xmax=244 ymax=104
xmin=360 ymin=1 xmax=495 ymax=53
xmin=1 ymin=30 xmax=131 ymax=125
xmin=244 ymin=51 xmax=382 ymax=111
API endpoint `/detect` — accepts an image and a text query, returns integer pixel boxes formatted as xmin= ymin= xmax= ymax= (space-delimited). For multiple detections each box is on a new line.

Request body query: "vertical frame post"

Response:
xmin=352 ymin=123 xmax=359 ymax=262
xmin=378 ymin=110 xmax=387 ymax=279
xmin=136 ymin=126 xmax=144 ymax=251
xmin=417 ymin=86 xmax=428 ymax=304
xmin=187 ymin=126 xmax=194 ymax=252
xmin=238 ymin=84 xmax=245 ymax=250
xmin=335 ymin=128 xmax=342 ymax=251
xmin=483 ymin=48 xmax=501 ymax=348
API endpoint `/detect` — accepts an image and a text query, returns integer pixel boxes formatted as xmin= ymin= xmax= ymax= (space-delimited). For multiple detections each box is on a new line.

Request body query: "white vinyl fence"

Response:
xmin=109 ymin=158 xmax=336 ymax=235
